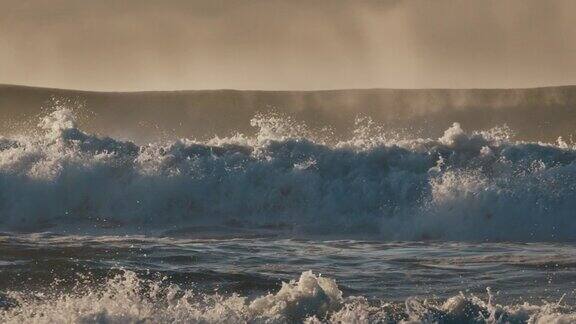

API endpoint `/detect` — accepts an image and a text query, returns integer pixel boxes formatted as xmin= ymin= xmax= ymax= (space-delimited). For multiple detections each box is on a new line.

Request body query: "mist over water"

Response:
xmin=2 ymin=85 xmax=576 ymax=143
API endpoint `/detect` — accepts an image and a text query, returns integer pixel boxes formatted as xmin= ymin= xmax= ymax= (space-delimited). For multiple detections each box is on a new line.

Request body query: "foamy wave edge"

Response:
xmin=0 ymin=269 xmax=573 ymax=324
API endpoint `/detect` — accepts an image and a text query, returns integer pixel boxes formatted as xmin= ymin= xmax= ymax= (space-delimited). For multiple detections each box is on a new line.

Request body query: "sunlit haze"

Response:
xmin=1 ymin=0 xmax=576 ymax=90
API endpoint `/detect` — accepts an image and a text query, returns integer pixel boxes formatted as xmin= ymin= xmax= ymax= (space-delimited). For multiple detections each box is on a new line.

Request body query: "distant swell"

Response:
xmin=1 ymin=108 xmax=576 ymax=241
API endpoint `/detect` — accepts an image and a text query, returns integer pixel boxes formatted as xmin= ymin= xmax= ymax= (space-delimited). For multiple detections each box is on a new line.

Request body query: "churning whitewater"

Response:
xmin=1 ymin=107 xmax=576 ymax=241
xmin=1 ymin=269 xmax=574 ymax=324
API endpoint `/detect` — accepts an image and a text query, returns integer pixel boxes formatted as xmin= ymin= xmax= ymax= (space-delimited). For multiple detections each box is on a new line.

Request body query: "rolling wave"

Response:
xmin=1 ymin=108 xmax=576 ymax=241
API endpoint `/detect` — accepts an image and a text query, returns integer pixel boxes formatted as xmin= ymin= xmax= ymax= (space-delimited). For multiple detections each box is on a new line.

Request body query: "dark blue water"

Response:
xmin=1 ymin=233 xmax=575 ymax=323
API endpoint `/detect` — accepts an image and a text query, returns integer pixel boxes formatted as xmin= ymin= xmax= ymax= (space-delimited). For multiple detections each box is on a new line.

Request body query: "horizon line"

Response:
xmin=2 ymin=82 xmax=576 ymax=94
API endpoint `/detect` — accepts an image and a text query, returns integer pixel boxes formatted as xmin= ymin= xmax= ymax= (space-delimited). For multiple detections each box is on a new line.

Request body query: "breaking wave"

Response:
xmin=1 ymin=107 xmax=576 ymax=241
xmin=1 ymin=270 xmax=574 ymax=323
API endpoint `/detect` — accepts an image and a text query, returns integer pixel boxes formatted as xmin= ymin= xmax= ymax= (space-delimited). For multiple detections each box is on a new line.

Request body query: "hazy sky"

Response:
xmin=1 ymin=0 xmax=575 ymax=91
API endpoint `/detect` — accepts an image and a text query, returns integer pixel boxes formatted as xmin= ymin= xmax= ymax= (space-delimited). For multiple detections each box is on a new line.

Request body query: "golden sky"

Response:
xmin=1 ymin=0 xmax=575 ymax=91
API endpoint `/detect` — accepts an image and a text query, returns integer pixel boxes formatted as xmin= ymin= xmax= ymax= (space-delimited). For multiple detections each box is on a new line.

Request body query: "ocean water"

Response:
xmin=0 ymin=107 xmax=576 ymax=323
